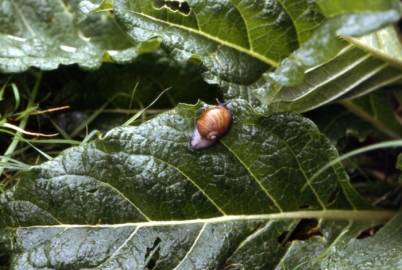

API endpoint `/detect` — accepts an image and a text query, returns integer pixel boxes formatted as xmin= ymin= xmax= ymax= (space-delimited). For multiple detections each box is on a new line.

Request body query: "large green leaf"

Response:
xmin=0 ymin=211 xmax=399 ymax=269
xmin=0 ymin=99 xmax=364 ymax=226
xmin=0 ymin=0 xmax=158 ymax=73
xmin=112 ymin=0 xmax=402 ymax=112
xmin=2 ymin=99 xmax=397 ymax=269
xmin=239 ymin=18 xmax=402 ymax=113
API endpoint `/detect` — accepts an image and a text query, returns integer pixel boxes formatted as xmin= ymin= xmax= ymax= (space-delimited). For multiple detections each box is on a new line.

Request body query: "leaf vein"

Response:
xmin=172 ymin=223 xmax=207 ymax=270
xmin=220 ymin=141 xmax=284 ymax=212
xmin=140 ymin=154 xmax=228 ymax=216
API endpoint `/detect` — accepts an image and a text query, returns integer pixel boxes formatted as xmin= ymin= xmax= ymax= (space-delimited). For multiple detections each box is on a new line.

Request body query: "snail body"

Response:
xmin=190 ymin=103 xmax=232 ymax=150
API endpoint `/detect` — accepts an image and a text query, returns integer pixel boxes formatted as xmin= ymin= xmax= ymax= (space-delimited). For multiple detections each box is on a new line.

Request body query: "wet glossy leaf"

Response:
xmin=0 ymin=0 xmax=154 ymax=73
xmin=0 ymin=212 xmax=399 ymax=270
xmin=255 ymin=22 xmax=402 ymax=113
xmin=1 ymin=1 xmax=401 ymax=268
xmin=0 ymin=98 xmax=399 ymax=269
xmin=319 ymin=213 xmax=402 ymax=269
xmin=0 ymin=99 xmax=364 ymax=226
xmin=112 ymin=0 xmax=402 ymax=112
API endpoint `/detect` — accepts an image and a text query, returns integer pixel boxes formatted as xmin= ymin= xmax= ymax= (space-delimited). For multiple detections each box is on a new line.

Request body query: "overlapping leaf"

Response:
xmin=0 ymin=0 xmax=158 ymax=73
xmin=265 ymin=25 xmax=402 ymax=113
xmin=0 ymin=1 xmax=401 ymax=268
xmin=2 ymin=0 xmax=401 ymax=113
xmin=0 ymin=212 xmax=399 ymax=269
xmin=113 ymin=0 xmax=402 ymax=112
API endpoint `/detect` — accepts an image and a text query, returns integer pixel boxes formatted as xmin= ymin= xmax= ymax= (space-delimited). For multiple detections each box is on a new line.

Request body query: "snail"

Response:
xmin=190 ymin=101 xmax=232 ymax=150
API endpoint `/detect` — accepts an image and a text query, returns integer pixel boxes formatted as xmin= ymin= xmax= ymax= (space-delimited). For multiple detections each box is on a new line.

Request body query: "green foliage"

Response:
xmin=2 ymin=0 xmax=401 ymax=111
xmin=0 ymin=100 xmax=395 ymax=269
xmin=307 ymin=105 xmax=378 ymax=150
xmin=0 ymin=212 xmax=399 ymax=269
xmin=397 ymin=154 xmax=402 ymax=182
xmin=0 ymin=100 xmax=360 ymax=226
xmin=0 ymin=0 xmax=143 ymax=72
xmin=113 ymin=0 xmax=402 ymax=112
xmin=342 ymin=90 xmax=402 ymax=139
xmin=0 ymin=0 xmax=402 ymax=269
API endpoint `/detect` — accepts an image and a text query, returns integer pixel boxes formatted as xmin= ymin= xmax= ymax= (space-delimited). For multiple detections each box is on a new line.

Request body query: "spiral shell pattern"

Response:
xmin=190 ymin=104 xmax=232 ymax=150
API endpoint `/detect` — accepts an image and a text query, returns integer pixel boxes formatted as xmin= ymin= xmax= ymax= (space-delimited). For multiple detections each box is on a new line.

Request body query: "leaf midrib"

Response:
xmin=15 ymin=210 xmax=396 ymax=229
xmin=126 ymin=10 xmax=279 ymax=67
xmin=116 ymin=151 xmax=228 ymax=216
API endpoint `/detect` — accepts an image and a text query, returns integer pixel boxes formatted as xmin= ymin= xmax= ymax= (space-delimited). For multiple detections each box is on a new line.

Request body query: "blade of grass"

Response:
xmin=14 ymin=104 xmax=39 ymax=121
xmin=11 ymin=83 xmax=21 ymax=111
xmin=341 ymin=100 xmax=401 ymax=140
xmin=0 ymin=72 xmax=42 ymax=179
xmin=123 ymin=87 xmax=171 ymax=126
xmin=0 ymin=77 xmax=10 ymax=101
xmin=70 ymin=92 xmax=128 ymax=137
xmin=27 ymin=139 xmax=81 ymax=145
xmin=301 ymin=140 xmax=402 ymax=192
xmin=100 ymin=108 xmax=167 ymax=114
xmin=47 ymin=116 xmax=72 ymax=140
xmin=23 ymin=140 xmax=53 ymax=161
xmin=0 ymin=157 xmax=30 ymax=171
xmin=129 ymin=81 xmax=140 ymax=110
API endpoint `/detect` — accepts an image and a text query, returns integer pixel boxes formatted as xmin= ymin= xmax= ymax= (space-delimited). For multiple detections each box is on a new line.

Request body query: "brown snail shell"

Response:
xmin=190 ymin=103 xmax=232 ymax=150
